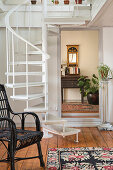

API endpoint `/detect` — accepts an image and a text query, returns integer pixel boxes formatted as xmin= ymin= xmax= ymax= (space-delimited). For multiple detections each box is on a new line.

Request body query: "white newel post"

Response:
xmin=98 ymin=80 xmax=113 ymax=130
xmin=42 ymin=0 xmax=53 ymax=138
xmin=42 ymin=0 xmax=48 ymax=111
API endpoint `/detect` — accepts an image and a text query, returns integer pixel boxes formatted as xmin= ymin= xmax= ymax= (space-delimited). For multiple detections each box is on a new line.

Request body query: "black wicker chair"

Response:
xmin=0 ymin=84 xmax=45 ymax=170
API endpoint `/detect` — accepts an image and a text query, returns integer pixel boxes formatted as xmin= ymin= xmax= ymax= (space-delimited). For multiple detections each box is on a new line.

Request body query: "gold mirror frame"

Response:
xmin=67 ymin=45 xmax=79 ymax=67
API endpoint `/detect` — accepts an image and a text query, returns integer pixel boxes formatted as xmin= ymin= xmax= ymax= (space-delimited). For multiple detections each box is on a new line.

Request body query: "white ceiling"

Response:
xmin=1 ymin=0 xmax=113 ymax=27
xmin=89 ymin=0 xmax=113 ymax=27
xmin=2 ymin=0 xmax=26 ymax=4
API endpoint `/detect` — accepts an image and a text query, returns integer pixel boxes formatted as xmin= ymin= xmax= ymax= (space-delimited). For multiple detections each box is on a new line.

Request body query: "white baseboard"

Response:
xmin=16 ymin=118 xmax=101 ymax=127
xmin=62 ymin=112 xmax=99 ymax=117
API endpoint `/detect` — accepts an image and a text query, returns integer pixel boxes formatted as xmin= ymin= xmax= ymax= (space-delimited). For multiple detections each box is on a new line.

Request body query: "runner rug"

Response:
xmin=62 ymin=103 xmax=99 ymax=113
xmin=47 ymin=147 xmax=113 ymax=170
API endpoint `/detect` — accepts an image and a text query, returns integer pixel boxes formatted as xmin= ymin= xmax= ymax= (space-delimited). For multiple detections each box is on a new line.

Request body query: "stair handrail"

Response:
xmin=0 ymin=1 xmax=6 ymax=11
xmin=5 ymin=0 xmax=50 ymax=59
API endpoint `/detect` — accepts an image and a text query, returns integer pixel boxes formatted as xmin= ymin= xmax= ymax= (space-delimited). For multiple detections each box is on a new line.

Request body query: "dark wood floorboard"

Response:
xmin=0 ymin=127 xmax=113 ymax=170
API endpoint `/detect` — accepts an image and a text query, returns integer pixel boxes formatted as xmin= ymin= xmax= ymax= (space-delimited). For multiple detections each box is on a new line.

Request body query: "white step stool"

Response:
xmin=42 ymin=114 xmax=80 ymax=142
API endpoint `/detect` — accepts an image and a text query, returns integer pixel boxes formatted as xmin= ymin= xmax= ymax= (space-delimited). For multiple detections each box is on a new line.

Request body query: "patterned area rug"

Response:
xmin=62 ymin=103 xmax=99 ymax=113
xmin=47 ymin=147 xmax=113 ymax=170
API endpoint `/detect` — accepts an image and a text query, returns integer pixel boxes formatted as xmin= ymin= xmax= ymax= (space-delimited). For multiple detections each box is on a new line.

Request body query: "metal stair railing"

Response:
xmin=5 ymin=0 xmax=50 ymax=111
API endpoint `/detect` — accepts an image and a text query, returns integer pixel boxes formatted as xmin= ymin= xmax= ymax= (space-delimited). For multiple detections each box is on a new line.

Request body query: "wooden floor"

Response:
xmin=0 ymin=127 xmax=113 ymax=170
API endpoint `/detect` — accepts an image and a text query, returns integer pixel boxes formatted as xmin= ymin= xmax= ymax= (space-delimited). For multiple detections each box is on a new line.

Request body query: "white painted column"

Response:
xmin=42 ymin=0 xmax=53 ymax=138
xmin=102 ymin=27 xmax=113 ymax=123
xmin=98 ymin=80 xmax=113 ymax=130
xmin=57 ymin=26 xmax=61 ymax=117
xmin=42 ymin=0 xmax=48 ymax=110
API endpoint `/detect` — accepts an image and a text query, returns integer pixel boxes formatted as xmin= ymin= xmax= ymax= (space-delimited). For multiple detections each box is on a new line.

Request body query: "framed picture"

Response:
xmin=67 ymin=45 xmax=79 ymax=66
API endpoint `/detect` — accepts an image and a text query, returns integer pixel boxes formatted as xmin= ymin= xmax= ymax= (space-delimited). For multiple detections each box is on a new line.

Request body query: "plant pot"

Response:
xmin=55 ymin=0 xmax=59 ymax=4
xmin=31 ymin=0 xmax=37 ymax=4
xmin=75 ymin=0 xmax=82 ymax=4
xmin=64 ymin=0 xmax=70 ymax=5
xmin=87 ymin=93 xmax=99 ymax=105
xmin=100 ymin=70 xmax=108 ymax=80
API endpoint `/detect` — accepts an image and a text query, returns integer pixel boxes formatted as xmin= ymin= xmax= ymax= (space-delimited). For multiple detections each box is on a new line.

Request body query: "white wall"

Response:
xmin=103 ymin=27 xmax=113 ymax=123
xmin=48 ymin=36 xmax=58 ymax=114
xmin=61 ymin=30 xmax=99 ymax=101
xmin=0 ymin=28 xmax=6 ymax=84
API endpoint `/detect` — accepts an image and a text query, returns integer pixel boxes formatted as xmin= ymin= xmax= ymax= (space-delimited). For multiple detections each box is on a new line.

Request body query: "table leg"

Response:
xmin=81 ymin=88 xmax=84 ymax=103
xmin=61 ymin=87 xmax=63 ymax=103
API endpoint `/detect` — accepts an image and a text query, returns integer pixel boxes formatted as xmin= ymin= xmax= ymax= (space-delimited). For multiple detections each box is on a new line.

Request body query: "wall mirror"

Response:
xmin=67 ymin=45 xmax=79 ymax=66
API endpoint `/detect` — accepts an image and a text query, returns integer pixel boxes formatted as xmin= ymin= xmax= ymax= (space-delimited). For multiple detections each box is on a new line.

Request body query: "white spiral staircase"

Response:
xmin=5 ymin=0 xmax=50 ymax=113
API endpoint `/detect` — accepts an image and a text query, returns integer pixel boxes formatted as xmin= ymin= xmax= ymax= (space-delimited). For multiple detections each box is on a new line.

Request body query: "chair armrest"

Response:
xmin=12 ymin=112 xmax=41 ymax=131
xmin=0 ymin=117 xmax=17 ymax=144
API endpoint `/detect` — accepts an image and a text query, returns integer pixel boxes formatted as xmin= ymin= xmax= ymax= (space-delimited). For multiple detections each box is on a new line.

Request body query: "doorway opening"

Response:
xmin=61 ymin=30 xmax=99 ymax=119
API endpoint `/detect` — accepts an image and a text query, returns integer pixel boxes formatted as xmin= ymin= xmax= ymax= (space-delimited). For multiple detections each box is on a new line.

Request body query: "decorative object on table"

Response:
xmin=31 ymin=0 xmax=37 ymax=4
xmin=61 ymin=64 xmax=67 ymax=76
xmin=78 ymin=74 xmax=99 ymax=105
xmin=68 ymin=66 xmax=80 ymax=75
xmin=98 ymin=64 xmax=113 ymax=131
xmin=75 ymin=66 xmax=80 ymax=74
xmin=47 ymin=147 xmax=113 ymax=169
xmin=65 ymin=66 xmax=70 ymax=75
xmin=75 ymin=0 xmax=82 ymax=4
xmin=64 ymin=0 xmax=70 ymax=5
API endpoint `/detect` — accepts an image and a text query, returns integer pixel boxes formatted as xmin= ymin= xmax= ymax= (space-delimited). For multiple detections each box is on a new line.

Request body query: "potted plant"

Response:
xmin=52 ymin=0 xmax=59 ymax=4
xmin=55 ymin=0 xmax=59 ymax=4
xmin=75 ymin=0 xmax=82 ymax=4
xmin=31 ymin=0 xmax=37 ymax=4
xmin=64 ymin=0 xmax=70 ymax=5
xmin=87 ymin=74 xmax=99 ymax=105
xmin=98 ymin=64 xmax=112 ymax=81
xmin=78 ymin=74 xmax=99 ymax=105
xmin=78 ymin=76 xmax=90 ymax=98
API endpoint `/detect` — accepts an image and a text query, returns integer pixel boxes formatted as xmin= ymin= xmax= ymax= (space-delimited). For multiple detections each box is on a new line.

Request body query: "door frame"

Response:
xmin=56 ymin=27 xmax=103 ymax=127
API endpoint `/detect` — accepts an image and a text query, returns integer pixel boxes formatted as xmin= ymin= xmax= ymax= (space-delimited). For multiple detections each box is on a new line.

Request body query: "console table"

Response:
xmin=61 ymin=75 xmax=84 ymax=103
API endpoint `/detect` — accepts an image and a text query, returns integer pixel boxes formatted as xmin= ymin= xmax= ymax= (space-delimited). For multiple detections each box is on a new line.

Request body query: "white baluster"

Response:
xmin=28 ymin=3 xmax=31 ymax=42
xmin=26 ymin=43 xmax=29 ymax=109
xmin=43 ymin=0 xmax=47 ymax=17
xmin=8 ymin=30 xmax=11 ymax=73
xmin=12 ymin=33 xmax=15 ymax=97
xmin=16 ymin=11 xmax=19 ymax=53
xmin=6 ymin=28 xmax=9 ymax=84
xmin=42 ymin=23 xmax=48 ymax=109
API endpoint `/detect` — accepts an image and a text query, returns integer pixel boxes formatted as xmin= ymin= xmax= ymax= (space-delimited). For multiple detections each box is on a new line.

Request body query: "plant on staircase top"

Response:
xmin=31 ymin=0 xmax=37 ymax=4
xmin=52 ymin=0 xmax=59 ymax=4
xmin=98 ymin=64 xmax=113 ymax=81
